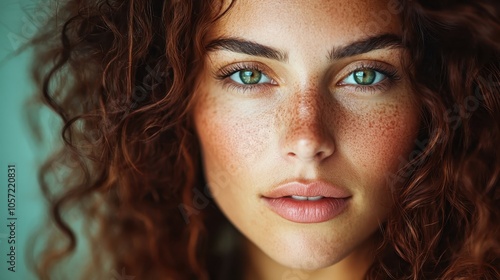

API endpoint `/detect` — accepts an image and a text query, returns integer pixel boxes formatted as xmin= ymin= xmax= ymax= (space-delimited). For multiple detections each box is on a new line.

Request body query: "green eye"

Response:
xmin=230 ymin=69 xmax=271 ymax=85
xmin=240 ymin=70 xmax=262 ymax=84
xmin=354 ymin=70 xmax=376 ymax=85
xmin=343 ymin=69 xmax=385 ymax=86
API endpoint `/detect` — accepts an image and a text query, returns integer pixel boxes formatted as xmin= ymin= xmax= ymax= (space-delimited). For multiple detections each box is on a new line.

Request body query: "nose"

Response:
xmin=279 ymin=87 xmax=335 ymax=163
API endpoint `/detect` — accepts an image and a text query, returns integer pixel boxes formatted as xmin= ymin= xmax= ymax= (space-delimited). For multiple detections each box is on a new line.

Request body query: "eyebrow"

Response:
xmin=206 ymin=37 xmax=288 ymax=62
xmin=205 ymin=33 xmax=403 ymax=62
xmin=328 ymin=33 xmax=403 ymax=60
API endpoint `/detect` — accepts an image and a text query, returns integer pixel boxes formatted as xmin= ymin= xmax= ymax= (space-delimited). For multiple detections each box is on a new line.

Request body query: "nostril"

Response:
xmin=315 ymin=151 xmax=325 ymax=160
xmin=283 ymin=136 xmax=335 ymax=162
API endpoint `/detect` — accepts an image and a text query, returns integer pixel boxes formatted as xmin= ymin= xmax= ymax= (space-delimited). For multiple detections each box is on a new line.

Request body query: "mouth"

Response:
xmin=261 ymin=180 xmax=351 ymax=223
xmin=288 ymin=195 xmax=325 ymax=201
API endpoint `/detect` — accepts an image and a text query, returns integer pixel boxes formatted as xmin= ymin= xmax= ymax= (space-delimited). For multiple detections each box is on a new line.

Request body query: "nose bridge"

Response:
xmin=291 ymin=87 xmax=324 ymax=133
xmin=279 ymin=84 xmax=335 ymax=162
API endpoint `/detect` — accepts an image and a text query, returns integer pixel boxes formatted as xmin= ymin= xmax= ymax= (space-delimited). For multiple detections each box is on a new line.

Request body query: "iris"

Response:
xmin=239 ymin=69 xmax=262 ymax=84
xmin=353 ymin=69 xmax=376 ymax=85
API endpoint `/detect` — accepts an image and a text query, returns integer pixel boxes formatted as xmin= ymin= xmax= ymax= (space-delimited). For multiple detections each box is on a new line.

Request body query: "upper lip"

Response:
xmin=262 ymin=180 xmax=351 ymax=199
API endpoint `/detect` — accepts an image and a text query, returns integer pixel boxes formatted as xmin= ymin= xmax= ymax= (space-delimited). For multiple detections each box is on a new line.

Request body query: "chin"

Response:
xmin=270 ymin=246 xmax=345 ymax=271
xmin=260 ymin=231 xmax=351 ymax=271
xmin=280 ymin=257 xmax=340 ymax=271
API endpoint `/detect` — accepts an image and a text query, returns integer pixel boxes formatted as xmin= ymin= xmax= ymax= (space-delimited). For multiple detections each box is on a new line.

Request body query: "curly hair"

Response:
xmin=28 ymin=0 xmax=499 ymax=279
xmin=367 ymin=0 xmax=500 ymax=279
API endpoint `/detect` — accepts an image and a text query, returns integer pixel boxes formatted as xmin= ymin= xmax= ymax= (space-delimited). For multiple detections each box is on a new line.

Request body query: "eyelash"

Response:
xmin=215 ymin=62 xmax=275 ymax=93
xmin=214 ymin=61 xmax=400 ymax=94
xmin=337 ymin=62 xmax=401 ymax=93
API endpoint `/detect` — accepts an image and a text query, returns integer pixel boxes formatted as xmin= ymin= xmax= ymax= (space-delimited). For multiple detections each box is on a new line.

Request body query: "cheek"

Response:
xmin=337 ymin=99 xmax=419 ymax=184
xmin=193 ymin=91 xmax=272 ymax=191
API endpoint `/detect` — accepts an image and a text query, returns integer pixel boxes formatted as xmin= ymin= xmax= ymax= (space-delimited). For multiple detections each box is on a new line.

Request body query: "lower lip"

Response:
xmin=263 ymin=197 xmax=349 ymax=223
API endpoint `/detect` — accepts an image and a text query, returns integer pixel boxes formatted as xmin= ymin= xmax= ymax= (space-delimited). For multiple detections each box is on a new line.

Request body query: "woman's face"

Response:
xmin=193 ymin=0 xmax=419 ymax=273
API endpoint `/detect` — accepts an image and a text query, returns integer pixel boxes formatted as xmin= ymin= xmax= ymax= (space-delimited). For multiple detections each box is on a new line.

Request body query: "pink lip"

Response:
xmin=263 ymin=180 xmax=351 ymax=199
xmin=262 ymin=181 xmax=351 ymax=223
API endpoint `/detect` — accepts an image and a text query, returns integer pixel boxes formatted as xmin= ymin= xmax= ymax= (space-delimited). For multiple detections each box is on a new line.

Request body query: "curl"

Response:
xmin=368 ymin=0 xmax=500 ymax=279
xmin=28 ymin=0 xmax=228 ymax=279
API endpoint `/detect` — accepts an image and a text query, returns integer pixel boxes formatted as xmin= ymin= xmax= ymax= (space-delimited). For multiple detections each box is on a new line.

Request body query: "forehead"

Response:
xmin=209 ymin=0 xmax=402 ymax=48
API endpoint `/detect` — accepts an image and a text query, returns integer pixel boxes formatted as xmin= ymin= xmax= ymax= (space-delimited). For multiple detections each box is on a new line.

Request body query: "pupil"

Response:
xmin=354 ymin=70 xmax=376 ymax=85
xmin=240 ymin=70 xmax=262 ymax=84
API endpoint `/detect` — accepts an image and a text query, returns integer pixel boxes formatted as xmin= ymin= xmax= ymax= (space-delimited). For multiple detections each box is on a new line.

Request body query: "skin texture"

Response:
xmin=193 ymin=0 xmax=420 ymax=279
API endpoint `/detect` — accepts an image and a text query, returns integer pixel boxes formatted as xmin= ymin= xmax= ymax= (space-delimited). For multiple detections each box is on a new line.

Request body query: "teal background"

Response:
xmin=0 ymin=0 xmax=57 ymax=279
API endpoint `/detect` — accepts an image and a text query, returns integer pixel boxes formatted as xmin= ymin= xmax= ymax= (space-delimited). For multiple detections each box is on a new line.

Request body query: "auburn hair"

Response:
xmin=28 ymin=0 xmax=499 ymax=279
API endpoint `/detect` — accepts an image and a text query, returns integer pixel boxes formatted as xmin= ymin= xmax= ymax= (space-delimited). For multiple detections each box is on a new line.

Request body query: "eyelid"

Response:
xmin=334 ymin=60 xmax=400 ymax=93
xmin=214 ymin=61 xmax=279 ymax=92
xmin=228 ymin=70 xmax=272 ymax=85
